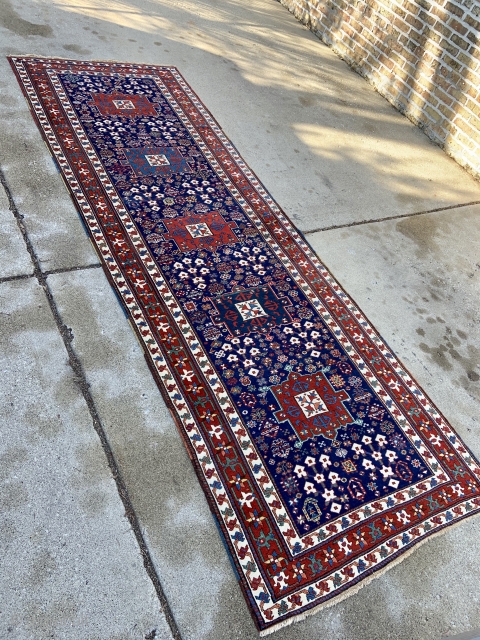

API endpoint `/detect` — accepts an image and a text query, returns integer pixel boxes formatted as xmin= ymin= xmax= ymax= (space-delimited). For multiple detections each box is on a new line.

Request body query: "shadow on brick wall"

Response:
xmin=278 ymin=0 xmax=480 ymax=179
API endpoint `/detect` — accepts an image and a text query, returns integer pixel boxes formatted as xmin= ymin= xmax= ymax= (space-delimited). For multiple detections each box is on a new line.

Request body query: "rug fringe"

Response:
xmin=259 ymin=510 xmax=480 ymax=636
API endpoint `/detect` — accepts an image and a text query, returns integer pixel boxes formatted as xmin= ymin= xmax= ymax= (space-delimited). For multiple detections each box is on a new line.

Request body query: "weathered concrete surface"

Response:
xmin=0 ymin=278 xmax=173 ymax=639
xmin=0 ymin=181 xmax=32 ymax=279
xmin=1 ymin=0 xmax=480 ymax=639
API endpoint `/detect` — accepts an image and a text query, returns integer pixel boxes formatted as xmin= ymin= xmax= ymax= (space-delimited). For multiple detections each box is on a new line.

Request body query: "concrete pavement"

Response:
xmin=1 ymin=0 xmax=479 ymax=638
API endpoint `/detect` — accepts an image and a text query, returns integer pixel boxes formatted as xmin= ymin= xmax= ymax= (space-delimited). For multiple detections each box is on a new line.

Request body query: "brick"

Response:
xmin=417 ymin=0 xmax=431 ymax=9
xmin=443 ymin=137 xmax=464 ymax=153
xmin=466 ymin=84 xmax=479 ymax=100
xmin=465 ymin=14 xmax=480 ymax=29
xmin=457 ymin=51 xmax=471 ymax=66
xmin=460 ymin=67 xmax=480 ymax=83
xmin=427 ymin=122 xmax=447 ymax=138
xmin=448 ymin=68 xmax=463 ymax=84
xmin=429 ymin=28 xmax=442 ymax=43
xmin=451 ymin=33 xmax=470 ymax=49
xmin=373 ymin=25 xmax=387 ymax=39
xmin=419 ymin=12 xmax=436 ymax=27
xmin=425 ymin=105 xmax=443 ymax=121
xmin=469 ymin=44 xmax=480 ymax=60
xmin=405 ymin=14 xmax=423 ymax=31
xmin=378 ymin=52 xmax=395 ymax=69
xmin=432 ymin=22 xmax=452 ymax=38
xmin=410 ymin=76 xmax=430 ymax=97
xmin=417 ymin=61 xmax=436 ymax=79
xmin=393 ymin=77 xmax=409 ymax=94
xmin=393 ymin=16 xmax=409 ymax=33
xmin=404 ymin=69 xmax=419 ymax=87
xmin=433 ymin=86 xmax=454 ymax=106
xmin=410 ymin=91 xmax=426 ymax=107
xmin=455 ymin=120 xmax=478 ymax=142
xmin=402 ymin=60 xmax=416 ymax=75
xmin=448 ymin=18 xmax=468 ymax=35
xmin=361 ymin=37 xmax=379 ymax=55
xmin=431 ymin=72 xmax=452 ymax=91
xmin=378 ymin=7 xmax=394 ymax=21
xmin=466 ymin=99 xmax=480 ymax=117
xmin=441 ymin=39 xmax=460 ymax=56
xmin=431 ymin=5 xmax=447 ymax=19
xmin=456 ymin=132 xmax=477 ymax=150
xmin=445 ymin=1 xmax=464 ymax=17
xmin=363 ymin=28 xmax=377 ymax=44
xmin=467 ymin=31 xmax=480 ymax=45
xmin=438 ymin=102 xmax=455 ymax=119
xmin=410 ymin=30 xmax=429 ymax=47
xmin=425 ymin=39 xmax=443 ymax=56
xmin=448 ymin=87 xmax=466 ymax=100
xmin=404 ymin=1 xmax=420 ymax=16
xmin=453 ymin=102 xmax=475 ymax=120
xmin=342 ymin=24 xmax=356 ymax=38
xmin=443 ymin=54 xmax=464 ymax=70
xmin=406 ymin=37 xmax=420 ymax=53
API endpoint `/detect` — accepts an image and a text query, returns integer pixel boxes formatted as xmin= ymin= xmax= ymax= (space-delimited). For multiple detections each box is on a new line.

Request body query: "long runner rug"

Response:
xmin=9 ymin=56 xmax=480 ymax=635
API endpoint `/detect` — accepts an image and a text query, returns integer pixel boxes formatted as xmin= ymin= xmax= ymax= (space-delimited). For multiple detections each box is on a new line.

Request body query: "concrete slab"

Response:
xmin=0 ymin=277 xmax=173 ymax=640
xmin=48 ymin=229 xmax=480 ymax=640
xmin=1 ymin=0 xmax=480 ymax=239
xmin=0 ymin=179 xmax=32 ymax=279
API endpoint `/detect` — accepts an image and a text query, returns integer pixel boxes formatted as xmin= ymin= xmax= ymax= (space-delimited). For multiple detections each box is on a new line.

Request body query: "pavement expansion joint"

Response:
xmin=0 ymin=272 xmax=35 ymax=284
xmin=303 ymin=199 xmax=480 ymax=235
xmin=0 ymin=265 xmax=104 ymax=285
xmin=0 ymin=166 xmax=183 ymax=640
xmin=44 ymin=263 xmax=102 ymax=277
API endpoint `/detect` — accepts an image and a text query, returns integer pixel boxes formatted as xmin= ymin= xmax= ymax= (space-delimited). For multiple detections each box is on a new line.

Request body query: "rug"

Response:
xmin=9 ymin=56 xmax=480 ymax=635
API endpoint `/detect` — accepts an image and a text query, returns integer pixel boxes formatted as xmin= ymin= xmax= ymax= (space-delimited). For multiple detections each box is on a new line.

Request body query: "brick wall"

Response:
xmin=278 ymin=0 xmax=480 ymax=179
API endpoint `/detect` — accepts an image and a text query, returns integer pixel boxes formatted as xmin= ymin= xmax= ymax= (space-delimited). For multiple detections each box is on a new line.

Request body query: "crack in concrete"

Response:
xmin=0 ymin=167 xmax=183 ymax=640
xmin=303 ymin=200 xmax=480 ymax=235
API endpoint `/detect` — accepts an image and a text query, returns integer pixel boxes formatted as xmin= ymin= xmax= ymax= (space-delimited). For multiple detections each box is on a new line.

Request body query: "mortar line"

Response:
xmin=303 ymin=199 xmax=480 ymax=235
xmin=0 ymin=167 xmax=183 ymax=640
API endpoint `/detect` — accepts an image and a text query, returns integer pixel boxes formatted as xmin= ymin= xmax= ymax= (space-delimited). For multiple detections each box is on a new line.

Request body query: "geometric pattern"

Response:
xmin=123 ymin=146 xmax=191 ymax=177
xmin=235 ymin=298 xmax=267 ymax=321
xmin=10 ymin=56 xmax=480 ymax=637
xmin=162 ymin=210 xmax=238 ymax=252
xmin=271 ymin=371 xmax=352 ymax=442
xmin=185 ymin=222 xmax=212 ymax=238
xmin=211 ymin=285 xmax=293 ymax=336
xmin=295 ymin=389 xmax=328 ymax=418
xmin=91 ymin=92 xmax=158 ymax=116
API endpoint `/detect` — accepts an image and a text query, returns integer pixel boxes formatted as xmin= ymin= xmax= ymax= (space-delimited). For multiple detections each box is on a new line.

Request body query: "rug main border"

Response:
xmin=8 ymin=55 xmax=480 ymax=635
